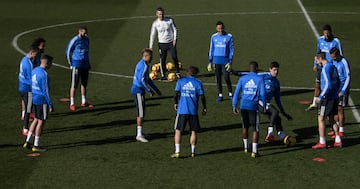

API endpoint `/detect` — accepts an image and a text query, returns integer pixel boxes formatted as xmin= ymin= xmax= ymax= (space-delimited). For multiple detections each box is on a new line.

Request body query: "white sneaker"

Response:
xmin=136 ymin=135 xmax=149 ymax=143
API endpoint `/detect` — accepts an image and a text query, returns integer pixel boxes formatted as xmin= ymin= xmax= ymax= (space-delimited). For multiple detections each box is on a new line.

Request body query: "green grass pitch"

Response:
xmin=1 ymin=0 xmax=359 ymax=188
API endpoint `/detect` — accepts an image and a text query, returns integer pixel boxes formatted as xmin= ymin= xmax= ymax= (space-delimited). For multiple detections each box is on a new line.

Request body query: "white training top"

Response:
xmin=149 ymin=17 xmax=177 ymax=48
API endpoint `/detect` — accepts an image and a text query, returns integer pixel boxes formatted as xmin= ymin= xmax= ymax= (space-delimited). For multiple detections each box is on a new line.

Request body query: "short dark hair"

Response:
xmin=249 ymin=61 xmax=258 ymax=71
xmin=41 ymin=54 xmax=53 ymax=64
xmin=270 ymin=61 xmax=280 ymax=69
xmin=31 ymin=38 xmax=46 ymax=49
xmin=79 ymin=26 xmax=87 ymax=31
xmin=156 ymin=7 xmax=164 ymax=12
xmin=216 ymin=21 xmax=224 ymax=27
xmin=316 ymin=52 xmax=326 ymax=60
xmin=29 ymin=46 xmax=39 ymax=53
xmin=330 ymin=47 xmax=339 ymax=55
xmin=323 ymin=24 xmax=332 ymax=32
xmin=142 ymin=48 xmax=153 ymax=55
xmin=187 ymin=66 xmax=199 ymax=76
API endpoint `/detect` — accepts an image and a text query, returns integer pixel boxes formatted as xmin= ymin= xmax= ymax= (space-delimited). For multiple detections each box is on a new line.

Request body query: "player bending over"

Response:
xmin=208 ymin=21 xmax=234 ymax=102
xmin=66 ymin=26 xmax=92 ymax=111
xmin=18 ymin=47 xmax=38 ymax=136
xmin=260 ymin=62 xmax=293 ymax=143
xmin=149 ymin=7 xmax=181 ymax=79
xmin=232 ymin=61 xmax=265 ymax=158
xmin=23 ymin=55 xmax=54 ymax=152
xmin=307 ymin=24 xmax=343 ymax=111
xmin=312 ymin=52 xmax=341 ymax=149
xmin=330 ymin=47 xmax=351 ymax=137
xmin=131 ymin=49 xmax=162 ymax=143
xmin=171 ymin=66 xmax=207 ymax=158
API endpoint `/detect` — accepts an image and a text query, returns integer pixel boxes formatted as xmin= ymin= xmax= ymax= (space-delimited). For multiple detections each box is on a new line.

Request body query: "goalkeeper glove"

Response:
xmin=225 ymin=63 xmax=231 ymax=72
xmin=207 ymin=64 xmax=213 ymax=72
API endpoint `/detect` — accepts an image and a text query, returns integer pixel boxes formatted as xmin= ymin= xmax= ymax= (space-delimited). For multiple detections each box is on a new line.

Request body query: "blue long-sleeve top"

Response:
xmin=31 ymin=67 xmax=53 ymax=109
xmin=333 ymin=57 xmax=351 ymax=95
xmin=131 ymin=59 xmax=159 ymax=94
xmin=18 ymin=55 xmax=33 ymax=93
xmin=208 ymin=32 xmax=234 ymax=64
xmin=66 ymin=35 xmax=90 ymax=68
xmin=314 ymin=36 xmax=343 ymax=66
xmin=232 ymin=72 xmax=265 ymax=110
xmin=319 ymin=62 xmax=340 ymax=100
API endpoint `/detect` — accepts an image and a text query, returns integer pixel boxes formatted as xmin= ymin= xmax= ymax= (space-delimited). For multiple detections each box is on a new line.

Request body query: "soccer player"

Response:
xmin=232 ymin=61 xmax=265 ymax=158
xmin=66 ymin=26 xmax=92 ymax=111
xmin=31 ymin=37 xmax=46 ymax=68
xmin=171 ymin=66 xmax=207 ymax=158
xmin=260 ymin=62 xmax=293 ymax=143
xmin=312 ymin=52 xmax=341 ymax=149
xmin=330 ymin=47 xmax=351 ymax=137
xmin=23 ymin=55 xmax=54 ymax=152
xmin=18 ymin=47 xmax=38 ymax=136
xmin=131 ymin=49 xmax=162 ymax=142
xmin=208 ymin=21 xmax=234 ymax=102
xmin=307 ymin=24 xmax=343 ymax=110
xmin=149 ymin=7 xmax=180 ymax=79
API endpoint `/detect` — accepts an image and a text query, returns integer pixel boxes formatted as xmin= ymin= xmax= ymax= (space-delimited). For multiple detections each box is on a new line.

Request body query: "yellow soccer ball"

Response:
xmin=283 ymin=136 xmax=296 ymax=147
xmin=166 ymin=62 xmax=175 ymax=71
xmin=152 ymin=64 xmax=160 ymax=72
xmin=167 ymin=73 xmax=176 ymax=81
xmin=149 ymin=71 xmax=158 ymax=80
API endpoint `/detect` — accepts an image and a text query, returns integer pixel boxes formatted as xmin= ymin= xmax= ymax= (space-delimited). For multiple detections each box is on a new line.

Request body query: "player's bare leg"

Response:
xmin=251 ymin=131 xmax=259 ymax=157
xmin=171 ymin=130 xmax=181 ymax=158
xmin=306 ymin=82 xmax=320 ymax=111
xmin=331 ymin=115 xmax=342 ymax=147
xmin=335 ymin=106 xmax=345 ymax=136
xmin=242 ymin=128 xmax=249 ymax=153
xmin=21 ymin=100 xmax=25 ymax=120
xmin=312 ymin=115 xmax=327 ymax=149
xmin=80 ymin=85 xmax=88 ymax=106
xmin=190 ymin=131 xmax=197 ymax=157
xmin=69 ymin=87 xmax=76 ymax=110
xmin=136 ymin=117 xmax=148 ymax=142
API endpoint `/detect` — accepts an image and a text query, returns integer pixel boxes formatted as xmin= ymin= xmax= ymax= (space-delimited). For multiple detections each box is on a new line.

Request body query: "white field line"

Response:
xmin=296 ymin=0 xmax=360 ymax=123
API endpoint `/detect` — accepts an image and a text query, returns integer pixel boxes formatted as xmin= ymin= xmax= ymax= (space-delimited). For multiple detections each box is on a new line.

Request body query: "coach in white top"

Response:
xmin=149 ymin=7 xmax=180 ymax=79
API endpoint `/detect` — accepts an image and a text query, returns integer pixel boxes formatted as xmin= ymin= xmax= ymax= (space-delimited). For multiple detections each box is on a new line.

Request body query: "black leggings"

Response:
xmin=158 ymin=42 xmax=179 ymax=76
xmin=260 ymin=104 xmax=283 ymax=132
xmin=214 ymin=64 xmax=232 ymax=95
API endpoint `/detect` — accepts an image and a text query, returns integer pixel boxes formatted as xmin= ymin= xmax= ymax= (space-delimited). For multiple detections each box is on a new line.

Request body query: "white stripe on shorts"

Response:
xmin=137 ymin=94 xmax=144 ymax=118
xmin=174 ymin=114 xmax=179 ymax=130
xmin=71 ymin=67 xmax=77 ymax=88
xmin=43 ymin=104 xmax=48 ymax=120
xmin=26 ymin=92 xmax=32 ymax=113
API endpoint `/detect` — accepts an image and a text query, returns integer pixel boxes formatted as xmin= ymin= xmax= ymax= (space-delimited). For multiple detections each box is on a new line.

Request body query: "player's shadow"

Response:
xmin=280 ymin=89 xmax=313 ymax=96
xmin=94 ymin=95 xmax=173 ymax=107
xmin=44 ymin=118 xmax=170 ymax=134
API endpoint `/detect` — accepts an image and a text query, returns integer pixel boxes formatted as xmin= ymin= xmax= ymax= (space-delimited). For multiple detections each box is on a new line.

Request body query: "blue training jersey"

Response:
xmin=333 ymin=57 xmax=351 ymax=95
xmin=315 ymin=36 xmax=342 ymax=66
xmin=319 ymin=62 xmax=340 ymax=100
xmin=66 ymin=35 xmax=90 ymax=68
xmin=131 ymin=59 xmax=159 ymax=94
xmin=263 ymin=73 xmax=284 ymax=111
xmin=18 ymin=55 xmax=33 ymax=93
xmin=175 ymin=76 xmax=204 ymax=115
xmin=233 ymin=72 xmax=265 ymax=110
xmin=31 ymin=67 xmax=53 ymax=108
xmin=209 ymin=32 xmax=234 ymax=64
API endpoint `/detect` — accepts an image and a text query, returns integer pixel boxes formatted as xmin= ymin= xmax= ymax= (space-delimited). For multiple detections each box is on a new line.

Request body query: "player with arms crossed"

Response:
xmin=208 ymin=21 xmax=234 ymax=102
xmin=18 ymin=47 xmax=38 ymax=136
xmin=171 ymin=66 xmax=207 ymax=158
xmin=23 ymin=55 xmax=54 ymax=152
xmin=312 ymin=52 xmax=341 ymax=149
xmin=131 ymin=49 xmax=162 ymax=142
xmin=149 ymin=7 xmax=180 ymax=79
xmin=66 ymin=26 xmax=92 ymax=111
xmin=307 ymin=24 xmax=343 ymax=111
xmin=260 ymin=62 xmax=293 ymax=143
xmin=330 ymin=47 xmax=351 ymax=137
xmin=232 ymin=61 xmax=265 ymax=158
